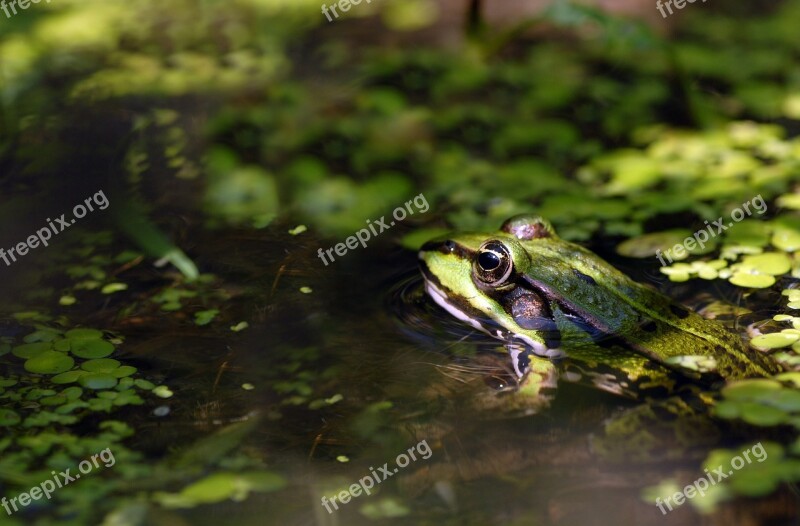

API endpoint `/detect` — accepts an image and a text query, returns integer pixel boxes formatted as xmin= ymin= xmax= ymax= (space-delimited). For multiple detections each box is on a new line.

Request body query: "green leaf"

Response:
xmin=81 ymin=359 xmax=121 ymax=372
xmin=51 ymin=370 xmax=86 ymax=384
xmin=66 ymin=328 xmax=103 ymax=341
xmin=0 ymin=409 xmax=21 ymax=426
xmin=79 ymin=373 xmax=119 ymax=390
xmin=751 ymin=332 xmax=799 ymax=349
xmin=156 ymin=471 xmax=286 ymax=508
xmin=24 ymin=351 xmax=75 ymax=375
xmin=113 ymin=366 xmax=138 ymax=378
xmin=12 ymin=342 xmax=53 ymax=359
xmin=71 ymin=340 xmax=115 ymax=359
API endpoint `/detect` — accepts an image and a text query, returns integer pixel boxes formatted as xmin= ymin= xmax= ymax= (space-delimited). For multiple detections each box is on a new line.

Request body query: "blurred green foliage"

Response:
xmin=3 ymin=0 xmax=800 ymax=521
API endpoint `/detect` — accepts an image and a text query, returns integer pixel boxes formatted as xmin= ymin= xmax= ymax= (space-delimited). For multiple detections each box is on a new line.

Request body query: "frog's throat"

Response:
xmin=423 ymin=279 xmax=563 ymax=359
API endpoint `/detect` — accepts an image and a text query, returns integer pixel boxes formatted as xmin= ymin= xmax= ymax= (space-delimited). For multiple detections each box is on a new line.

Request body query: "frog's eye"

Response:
xmin=474 ymin=241 xmax=513 ymax=286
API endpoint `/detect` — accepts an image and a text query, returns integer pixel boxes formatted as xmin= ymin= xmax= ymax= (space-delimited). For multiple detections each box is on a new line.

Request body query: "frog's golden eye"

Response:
xmin=474 ymin=241 xmax=513 ymax=286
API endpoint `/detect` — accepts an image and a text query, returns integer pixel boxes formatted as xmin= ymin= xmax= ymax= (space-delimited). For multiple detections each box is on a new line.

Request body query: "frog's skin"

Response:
xmin=418 ymin=214 xmax=781 ymax=399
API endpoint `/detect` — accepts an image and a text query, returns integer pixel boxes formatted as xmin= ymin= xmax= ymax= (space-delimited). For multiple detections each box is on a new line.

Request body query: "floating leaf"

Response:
xmin=23 ymin=329 xmax=61 ymax=343
xmin=729 ymin=272 xmax=775 ymax=289
xmin=53 ymin=339 xmax=71 ymax=352
xmin=134 ymin=379 xmax=156 ymax=390
xmin=156 ymin=471 xmax=286 ymax=508
xmin=194 ymin=309 xmax=219 ymax=326
xmin=750 ymin=332 xmax=799 ymax=349
xmin=230 ymin=322 xmax=249 ymax=332
xmin=12 ymin=342 xmax=53 ymax=359
xmin=81 ymin=359 xmax=121 ymax=372
xmin=24 ymin=351 xmax=75 ymax=375
xmin=152 ymin=386 xmax=174 ymax=398
xmin=0 ymin=409 xmax=21 ymax=426
xmin=59 ymin=295 xmax=77 ymax=306
xmin=101 ymin=283 xmax=128 ymax=294
xmin=772 ymin=218 xmax=800 ymax=252
xmin=66 ymin=328 xmax=103 ymax=341
xmin=721 ymin=379 xmax=783 ymax=400
xmin=71 ymin=340 xmax=115 ymax=359
xmin=61 ymin=386 xmax=83 ymax=400
xmin=79 ymin=373 xmax=119 ymax=390
xmin=113 ymin=366 xmax=138 ymax=378
xmin=740 ymin=253 xmax=792 ymax=275
xmin=51 ymin=370 xmax=86 ymax=384
xmin=40 ymin=395 xmax=67 ymax=406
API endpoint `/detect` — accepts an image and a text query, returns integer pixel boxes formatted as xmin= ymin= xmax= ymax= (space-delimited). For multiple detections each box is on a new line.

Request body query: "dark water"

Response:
xmin=0 ymin=204 xmax=798 ymax=525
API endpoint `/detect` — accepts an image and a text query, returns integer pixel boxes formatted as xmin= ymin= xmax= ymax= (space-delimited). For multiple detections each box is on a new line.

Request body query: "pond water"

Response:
xmin=2 ymin=1 xmax=800 ymax=524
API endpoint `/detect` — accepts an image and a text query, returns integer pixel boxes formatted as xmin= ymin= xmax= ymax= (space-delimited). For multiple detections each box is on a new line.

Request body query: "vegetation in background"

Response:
xmin=1 ymin=0 xmax=800 ymax=521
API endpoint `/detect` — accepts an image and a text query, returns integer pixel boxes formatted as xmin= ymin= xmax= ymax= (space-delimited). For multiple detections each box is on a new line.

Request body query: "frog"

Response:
xmin=418 ymin=214 xmax=781 ymax=401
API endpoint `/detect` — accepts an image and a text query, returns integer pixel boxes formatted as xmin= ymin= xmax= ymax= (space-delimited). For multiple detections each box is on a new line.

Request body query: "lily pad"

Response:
xmin=152 ymin=385 xmax=174 ymax=398
xmin=740 ymin=253 xmax=792 ymax=275
xmin=24 ymin=351 xmax=75 ymax=375
xmin=79 ymin=373 xmax=119 ymax=390
xmin=0 ymin=409 xmax=21 ymax=426
xmin=53 ymin=339 xmax=71 ymax=352
xmin=81 ymin=359 xmax=121 ymax=372
xmin=12 ymin=342 xmax=53 ymax=359
xmin=66 ymin=328 xmax=104 ymax=341
xmin=113 ymin=366 xmax=138 ymax=378
xmin=750 ymin=332 xmax=799 ymax=349
xmin=101 ymin=283 xmax=129 ymax=294
xmin=156 ymin=471 xmax=286 ymax=508
xmin=61 ymin=386 xmax=83 ymax=400
xmin=71 ymin=339 xmax=115 ymax=359
xmin=134 ymin=379 xmax=156 ymax=390
xmin=721 ymin=379 xmax=783 ymax=400
xmin=194 ymin=309 xmax=219 ymax=326
xmin=23 ymin=329 xmax=61 ymax=343
xmin=729 ymin=271 xmax=775 ymax=289
xmin=772 ymin=218 xmax=800 ymax=252
xmin=51 ymin=370 xmax=86 ymax=384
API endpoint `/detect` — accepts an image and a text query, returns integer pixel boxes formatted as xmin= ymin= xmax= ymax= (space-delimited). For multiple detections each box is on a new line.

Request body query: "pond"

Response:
xmin=1 ymin=1 xmax=800 ymax=525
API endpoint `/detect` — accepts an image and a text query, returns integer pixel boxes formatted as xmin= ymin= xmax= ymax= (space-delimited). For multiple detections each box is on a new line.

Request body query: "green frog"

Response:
xmin=418 ymin=214 xmax=781 ymax=400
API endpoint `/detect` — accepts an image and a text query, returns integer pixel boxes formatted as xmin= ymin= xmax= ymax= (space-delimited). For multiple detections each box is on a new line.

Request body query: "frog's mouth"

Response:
xmin=420 ymin=271 xmax=557 ymax=360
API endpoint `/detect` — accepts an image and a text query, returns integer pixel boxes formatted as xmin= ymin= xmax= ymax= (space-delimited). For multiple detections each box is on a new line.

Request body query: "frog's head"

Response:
xmin=418 ymin=215 xmax=561 ymax=358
